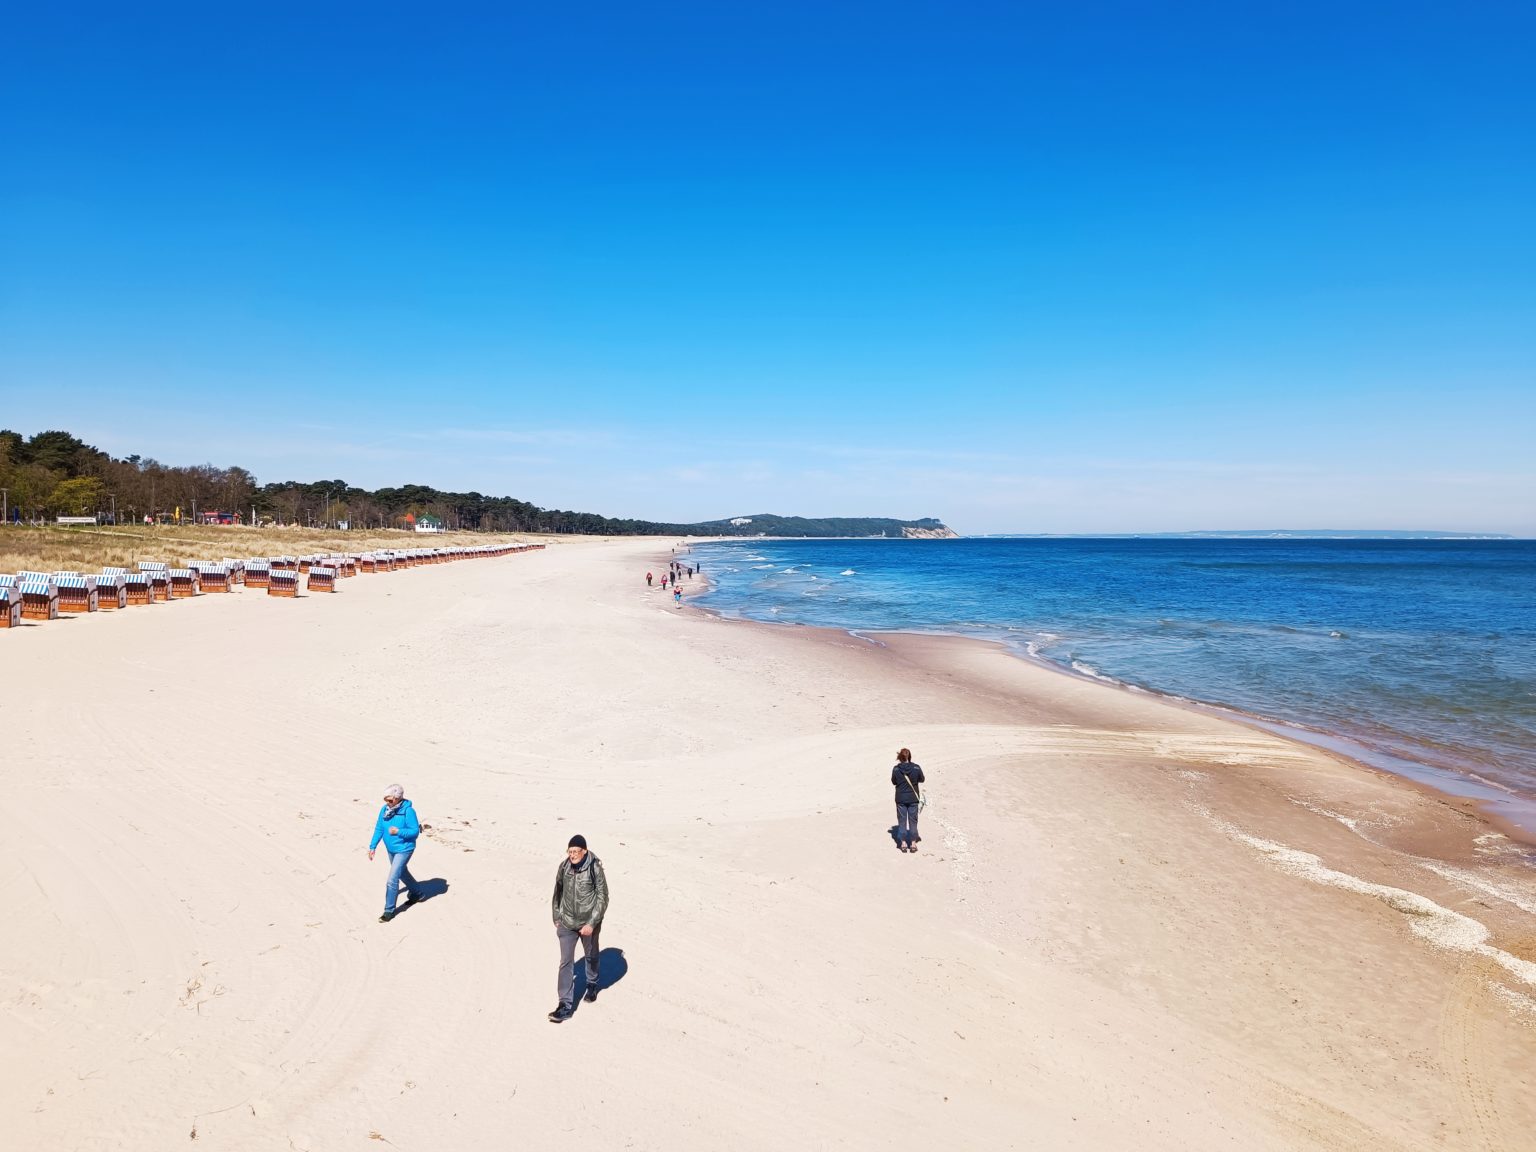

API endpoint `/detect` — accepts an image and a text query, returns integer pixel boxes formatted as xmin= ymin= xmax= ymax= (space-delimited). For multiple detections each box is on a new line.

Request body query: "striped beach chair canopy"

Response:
xmin=124 ymin=572 xmax=149 ymax=583
xmin=18 ymin=579 xmax=55 ymax=595
xmin=190 ymin=562 xmax=228 ymax=575
xmin=96 ymin=572 xmax=126 ymax=588
xmin=54 ymin=574 xmax=97 ymax=590
xmin=138 ymin=561 xmax=168 ymax=572
xmin=168 ymin=568 xmax=194 ymax=578
xmin=102 ymin=566 xmax=129 ymax=576
xmin=0 ymin=574 xmax=16 ymax=588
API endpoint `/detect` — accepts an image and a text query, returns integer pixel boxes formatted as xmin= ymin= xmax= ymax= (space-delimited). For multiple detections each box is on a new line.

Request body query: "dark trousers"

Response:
xmin=557 ymin=923 xmax=601 ymax=1008
xmin=896 ymin=801 xmax=920 ymax=846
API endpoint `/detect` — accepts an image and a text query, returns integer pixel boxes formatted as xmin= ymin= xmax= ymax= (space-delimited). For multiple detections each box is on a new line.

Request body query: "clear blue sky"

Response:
xmin=2 ymin=1 xmax=1532 ymax=533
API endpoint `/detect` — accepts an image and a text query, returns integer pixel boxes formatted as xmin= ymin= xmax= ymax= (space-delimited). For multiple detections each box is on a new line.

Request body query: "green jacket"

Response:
xmin=552 ymin=855 xmax=609 ymax=931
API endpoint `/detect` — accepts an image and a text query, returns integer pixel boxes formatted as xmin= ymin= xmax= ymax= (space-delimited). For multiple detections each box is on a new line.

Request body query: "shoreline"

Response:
xmin=680 ymin=553 xmax=1536 ymax=852
xmin=681 ymin=593 xmax=1536 ymax=862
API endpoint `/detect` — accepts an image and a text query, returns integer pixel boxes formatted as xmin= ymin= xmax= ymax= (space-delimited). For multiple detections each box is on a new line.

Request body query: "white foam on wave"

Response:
xmin=840 ymin=569 xmax=857 ymax=576
xmin=1418 ymin=861 xmax=1536 ymax=917
xmin=1289 ymin=797 xmax=1361 ymax=832
xmin=1491 ymin=983 xmax=1536 ymax=1020
xmin=1228 ymin=830 xmax=1536 ymax=988
xmin=1070 ymin=659 xmax=1120 ymax=686
xmin=750 ymin=564 xmax=775 ymax=570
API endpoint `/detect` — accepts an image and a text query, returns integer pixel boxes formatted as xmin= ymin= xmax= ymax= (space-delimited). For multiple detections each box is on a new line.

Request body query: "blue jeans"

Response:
xmin=384 ymin=849 xmax=422 ymax=913
xmin=896 ymin=802 xmax=920 ymax=847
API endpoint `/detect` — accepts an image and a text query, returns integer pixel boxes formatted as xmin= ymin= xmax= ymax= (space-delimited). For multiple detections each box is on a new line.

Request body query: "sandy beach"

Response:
xmin=3 ymin=536 xmax=1534 ymax=1151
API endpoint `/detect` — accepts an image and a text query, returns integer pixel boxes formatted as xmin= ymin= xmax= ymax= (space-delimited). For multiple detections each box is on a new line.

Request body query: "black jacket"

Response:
xmin=892 ymin=763 xmax=925 ymax=805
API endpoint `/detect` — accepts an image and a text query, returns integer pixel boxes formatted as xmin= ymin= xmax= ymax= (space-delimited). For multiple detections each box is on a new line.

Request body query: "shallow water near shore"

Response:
xmin=692 ymin=537 xmax=1536 ymax=835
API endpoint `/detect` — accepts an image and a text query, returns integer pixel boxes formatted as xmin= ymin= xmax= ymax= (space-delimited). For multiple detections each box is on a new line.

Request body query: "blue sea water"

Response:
xmin=691 ymin=538 xmax=1536 ymax=831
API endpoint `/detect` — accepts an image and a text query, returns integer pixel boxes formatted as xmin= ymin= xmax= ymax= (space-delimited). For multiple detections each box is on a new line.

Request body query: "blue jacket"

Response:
xmin=370 ymin=799 xmax=421 ymax=854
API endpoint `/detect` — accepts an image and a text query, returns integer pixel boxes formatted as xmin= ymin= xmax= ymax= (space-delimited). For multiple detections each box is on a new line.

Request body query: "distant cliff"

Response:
xmin=686 ymin=515 xmax=957 ymax=538
xmin=901 ymin=524 xmax=960 ymax=539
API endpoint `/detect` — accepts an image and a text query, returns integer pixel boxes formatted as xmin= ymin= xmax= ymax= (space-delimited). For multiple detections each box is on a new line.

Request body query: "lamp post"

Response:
xmin=109 ymin=493 xmax=116 ymax=525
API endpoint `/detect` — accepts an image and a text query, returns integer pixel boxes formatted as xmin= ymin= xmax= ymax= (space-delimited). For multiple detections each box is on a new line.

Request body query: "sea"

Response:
xmin=689 ymin=537 xmax=1536 ymax=836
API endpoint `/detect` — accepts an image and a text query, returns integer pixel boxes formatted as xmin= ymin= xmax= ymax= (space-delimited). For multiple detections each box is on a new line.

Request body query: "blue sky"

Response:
xmin=2 ymin=1 xmax=1532 ymax=533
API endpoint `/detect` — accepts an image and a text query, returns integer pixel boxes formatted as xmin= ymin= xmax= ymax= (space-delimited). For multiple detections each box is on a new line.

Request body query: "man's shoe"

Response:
xmin=379 ymin=910 xmax=396 ymax=923
xmin=548 ymin=1004 xmax=573 ymax=1023
xmin=583 ymin=985 xmax=599 ymax=1003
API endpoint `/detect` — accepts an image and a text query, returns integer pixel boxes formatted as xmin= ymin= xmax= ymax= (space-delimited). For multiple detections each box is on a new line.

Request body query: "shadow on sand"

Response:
xmin=397 ymin=877 xmax=450 ymax=914
xmin=887 ymin=825 xmax=924 ymax=850
xmin=572 ymin=947 xmax=628 ymax=1013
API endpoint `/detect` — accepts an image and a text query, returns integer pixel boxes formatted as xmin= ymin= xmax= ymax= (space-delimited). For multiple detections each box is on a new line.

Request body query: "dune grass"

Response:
xmin=0 ymin=524 xmax=540 ymax=576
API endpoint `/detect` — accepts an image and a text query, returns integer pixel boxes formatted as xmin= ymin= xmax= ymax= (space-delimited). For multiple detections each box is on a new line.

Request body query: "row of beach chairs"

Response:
xmin=0 ymin=544 xmax=544 ymax=628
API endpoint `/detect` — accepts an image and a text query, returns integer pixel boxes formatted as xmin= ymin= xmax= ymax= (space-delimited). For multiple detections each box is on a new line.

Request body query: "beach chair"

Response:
xmin=0 ymin=586 xmax=21 ymax=628
xmin=124 ymin=573 xmax=153 ymax=605
xmin=53 ymin=573 xmax=99 ymax=613
xmin=94 ymin=572 xmax=127 ymax=609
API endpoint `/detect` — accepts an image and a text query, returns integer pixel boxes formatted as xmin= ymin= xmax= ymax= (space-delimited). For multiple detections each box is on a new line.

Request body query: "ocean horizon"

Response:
xmin=691 ymin=537 xmax=1536 ymax=838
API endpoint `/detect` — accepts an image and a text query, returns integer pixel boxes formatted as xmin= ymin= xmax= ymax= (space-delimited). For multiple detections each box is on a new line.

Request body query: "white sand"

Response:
xmin=3 ymin=538 xmax=1534 ymax=1150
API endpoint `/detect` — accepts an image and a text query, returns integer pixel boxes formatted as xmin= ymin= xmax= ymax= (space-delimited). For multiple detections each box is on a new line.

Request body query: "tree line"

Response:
xmin=0 ymin=429 xmax=948 ymax=537
xmin=0 ymin=429 xmax=675 ymax=533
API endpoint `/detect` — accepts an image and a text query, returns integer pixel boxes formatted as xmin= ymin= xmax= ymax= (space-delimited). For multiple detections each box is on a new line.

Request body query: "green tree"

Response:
xmin=47 ymin=476 xmax=104 ymax=517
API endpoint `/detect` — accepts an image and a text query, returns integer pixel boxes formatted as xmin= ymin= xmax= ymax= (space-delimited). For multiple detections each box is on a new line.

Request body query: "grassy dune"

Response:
xmin=0 ymin=524 xmax=541 ymax=575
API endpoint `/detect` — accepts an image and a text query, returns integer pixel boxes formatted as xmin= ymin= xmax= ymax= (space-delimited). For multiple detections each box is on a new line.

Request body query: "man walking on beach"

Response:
xmin=549 ymin=835 xmax=609 ymax=1022
xmin=369 ymin=784 xmax=424 ymax=921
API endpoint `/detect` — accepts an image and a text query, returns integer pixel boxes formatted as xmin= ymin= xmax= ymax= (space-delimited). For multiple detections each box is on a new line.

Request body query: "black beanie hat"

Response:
xmin=568 ymin=834 xmax=588 ymax=850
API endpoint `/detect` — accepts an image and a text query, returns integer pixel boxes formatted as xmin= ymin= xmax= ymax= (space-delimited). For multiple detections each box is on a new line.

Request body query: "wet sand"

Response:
xmin=3 ymin=537 xmax=1534 ymax=1150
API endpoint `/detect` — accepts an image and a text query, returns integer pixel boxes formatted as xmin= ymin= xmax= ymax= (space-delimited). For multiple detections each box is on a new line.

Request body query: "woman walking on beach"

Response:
xmin=892 ymin=749 xmax=925 ymax=853
xmin=369 ymin=784 xmax=424 ymax=921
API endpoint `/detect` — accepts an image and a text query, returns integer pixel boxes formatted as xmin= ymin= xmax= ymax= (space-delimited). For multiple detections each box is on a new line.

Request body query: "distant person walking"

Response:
xmin=369 ymin=784 xmax=424 ymax=921
xmin=549 ymin=835 xmax=610 ymax=1022
xmin=646 ymin=571 xmax=653 ymax=587
xmin=673 ymin=587 xmax=682 ymax=607
xmin=892 ymin=749 xmax=925 ymax=853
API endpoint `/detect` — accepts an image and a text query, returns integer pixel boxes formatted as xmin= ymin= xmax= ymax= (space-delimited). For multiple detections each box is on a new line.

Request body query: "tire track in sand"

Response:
xmin=1438 ymin=959 xmax=1514 ymax=1152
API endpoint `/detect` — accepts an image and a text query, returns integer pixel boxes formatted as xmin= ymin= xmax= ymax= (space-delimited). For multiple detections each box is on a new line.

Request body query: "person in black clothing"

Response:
xmin=891 ymin=748 xmax=925 ymax=853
